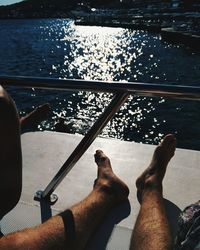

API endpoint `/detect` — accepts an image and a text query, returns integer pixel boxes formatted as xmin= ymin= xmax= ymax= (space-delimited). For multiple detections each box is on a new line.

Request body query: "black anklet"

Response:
xmin=60 ymin=209 xmax=76 ymax=246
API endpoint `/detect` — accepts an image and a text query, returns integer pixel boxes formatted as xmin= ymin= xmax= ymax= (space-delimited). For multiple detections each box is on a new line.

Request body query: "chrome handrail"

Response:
xmin=1 ymin=75 xmax=200 ymax=202
xmin=1 ymin=75 xmax=200 ymax=100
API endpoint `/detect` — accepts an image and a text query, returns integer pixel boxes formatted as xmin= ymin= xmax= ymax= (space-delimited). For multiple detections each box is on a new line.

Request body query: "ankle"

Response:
xmin=141 ymin=185 xmax=163 ymax=200
xmin=94 ymin=179 xmax=129 ymax=205
xmin=95 ymin=181 xmax=117 ymax=198
xmin=90 ymin=188 xmax=117 ymax=211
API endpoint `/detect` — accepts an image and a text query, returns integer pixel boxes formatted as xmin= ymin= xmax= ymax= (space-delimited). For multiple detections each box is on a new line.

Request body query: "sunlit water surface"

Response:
xmin=0 ymin=19 xmax=200 ymax=149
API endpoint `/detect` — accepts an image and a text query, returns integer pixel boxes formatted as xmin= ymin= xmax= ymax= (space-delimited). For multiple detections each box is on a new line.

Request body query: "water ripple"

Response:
xmin=0 ymin=19 xmax=200 ymax=149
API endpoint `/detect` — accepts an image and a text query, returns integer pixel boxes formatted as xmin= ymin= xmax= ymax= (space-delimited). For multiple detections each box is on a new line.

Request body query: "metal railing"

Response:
xmin=1 ymin=75 xmax=200 ymax=99
xmin=1 ymin=75 xmax=200 ymax=203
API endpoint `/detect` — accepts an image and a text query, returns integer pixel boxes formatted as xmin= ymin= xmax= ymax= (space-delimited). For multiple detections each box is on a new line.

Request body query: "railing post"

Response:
xmin=35 ymin=92 xmax=129 ymax=202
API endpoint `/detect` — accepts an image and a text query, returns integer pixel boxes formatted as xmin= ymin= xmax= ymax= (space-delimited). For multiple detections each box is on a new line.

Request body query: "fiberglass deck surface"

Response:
xmin=1 ymin=131 xmax=200 ymax=249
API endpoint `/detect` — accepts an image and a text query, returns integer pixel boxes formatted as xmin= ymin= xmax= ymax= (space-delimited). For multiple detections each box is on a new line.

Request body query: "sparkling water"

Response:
xmin=0 ymin=19 xmax=200 ymax=149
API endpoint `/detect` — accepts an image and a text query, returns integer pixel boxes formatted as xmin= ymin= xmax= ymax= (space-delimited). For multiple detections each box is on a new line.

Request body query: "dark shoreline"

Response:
xmin=0 ymin=15 xmax=199 ymax=50
xmin=75 ymin=19 xmax=161 ymax=32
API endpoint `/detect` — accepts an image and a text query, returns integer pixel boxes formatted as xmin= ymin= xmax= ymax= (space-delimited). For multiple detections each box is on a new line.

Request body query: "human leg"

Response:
xmin=20 ymin=103 xmax=50 ymax=131
xmin=130 ymin=134 xmax=176 ymax=250
xmin=0 ymin=150 xmax=129 ymax=249
xmin=0 ymin=86 xmax=22 ymax=219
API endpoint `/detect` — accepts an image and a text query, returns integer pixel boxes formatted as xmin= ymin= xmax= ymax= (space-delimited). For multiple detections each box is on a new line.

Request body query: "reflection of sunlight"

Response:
xmin=59 ymin=25 xmax=145 ymax=81
xmin=75 ymin=25 xmax=124 ymax=36
xmin=4 ymin=19 xmax=200 ymax=149
xmin=50 ymin=21 xmax=161 ymax=84
xmin=47 ymin=20 xmax=167 ymax=144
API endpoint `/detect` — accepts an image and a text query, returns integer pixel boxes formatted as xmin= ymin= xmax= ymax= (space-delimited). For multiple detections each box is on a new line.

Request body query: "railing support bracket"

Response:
xmin=34 ymin=190 xmax=58 ymax=205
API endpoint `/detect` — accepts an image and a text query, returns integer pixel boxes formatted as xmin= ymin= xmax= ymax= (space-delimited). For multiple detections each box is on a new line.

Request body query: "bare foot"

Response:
xmin=136 ymin=134 xmax=176 ymax=202
xmin=20 ymin=103 xmax=50 ymax=130
xmin=94 ymin=150 xmax=129 ymax=205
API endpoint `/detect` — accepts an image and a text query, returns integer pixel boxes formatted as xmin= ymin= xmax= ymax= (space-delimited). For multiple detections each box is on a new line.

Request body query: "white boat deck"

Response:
xmin=1 ymin=131 xmax=200 ymax=249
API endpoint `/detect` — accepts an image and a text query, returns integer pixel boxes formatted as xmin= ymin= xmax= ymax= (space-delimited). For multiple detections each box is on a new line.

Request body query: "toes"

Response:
xmin=36 ymin=103 xmax=51 ymax=117
xmin=94 ymin=150 xmax=110 ymax=165
xmin=94 ymin=150 xmax=103 ymax=164
xmin=38 ymin=103 xmax=51 ymax=113
xmin=160 ymin=134 xmax=176 ymax=158
xmin=160 ymin=134 xmax=176 ymax=147
xmin=94 ymin=150 xmax=113 ymax=179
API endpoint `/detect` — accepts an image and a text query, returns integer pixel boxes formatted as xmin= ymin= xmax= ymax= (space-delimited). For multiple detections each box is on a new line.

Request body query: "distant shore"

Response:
xmin=0 ymin=1 xmax=200 ymax=50
xmin=72 ymin=7 xmax=200 ymax=49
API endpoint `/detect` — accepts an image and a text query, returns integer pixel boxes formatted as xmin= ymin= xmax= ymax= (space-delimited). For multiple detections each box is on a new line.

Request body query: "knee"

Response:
xmin=0 ymin=85 xmax=9 ymax=101
xmin=0 ymin=86 xmax=18 ymax=122
xmin=0 ymin=86 xmax=11 ymax=110
xmin=0 ymin=85 xmax=5 ymax=95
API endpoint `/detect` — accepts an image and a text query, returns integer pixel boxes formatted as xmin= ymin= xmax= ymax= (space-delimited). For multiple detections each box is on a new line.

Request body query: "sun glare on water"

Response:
xmin=58 ymin=24 xmax=143 ymax=82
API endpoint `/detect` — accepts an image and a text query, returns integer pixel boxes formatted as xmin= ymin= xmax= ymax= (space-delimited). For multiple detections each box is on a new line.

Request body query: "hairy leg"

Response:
xmin=0 ymin=150 xmax=129 ymax=250
xmin=0 ymin=86 xmax=22 ymax=219
xmin=130 ymin=134 xmax=176 ymax=250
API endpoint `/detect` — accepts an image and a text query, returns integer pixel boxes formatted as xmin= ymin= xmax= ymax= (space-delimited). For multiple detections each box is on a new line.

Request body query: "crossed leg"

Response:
xmin=67 ymin=150 xmax=130 ymax=249
xmin=0 ymin=150 xmax=129 ymax=249
xmin=130 ymin=134 xmax=176 ymax=250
